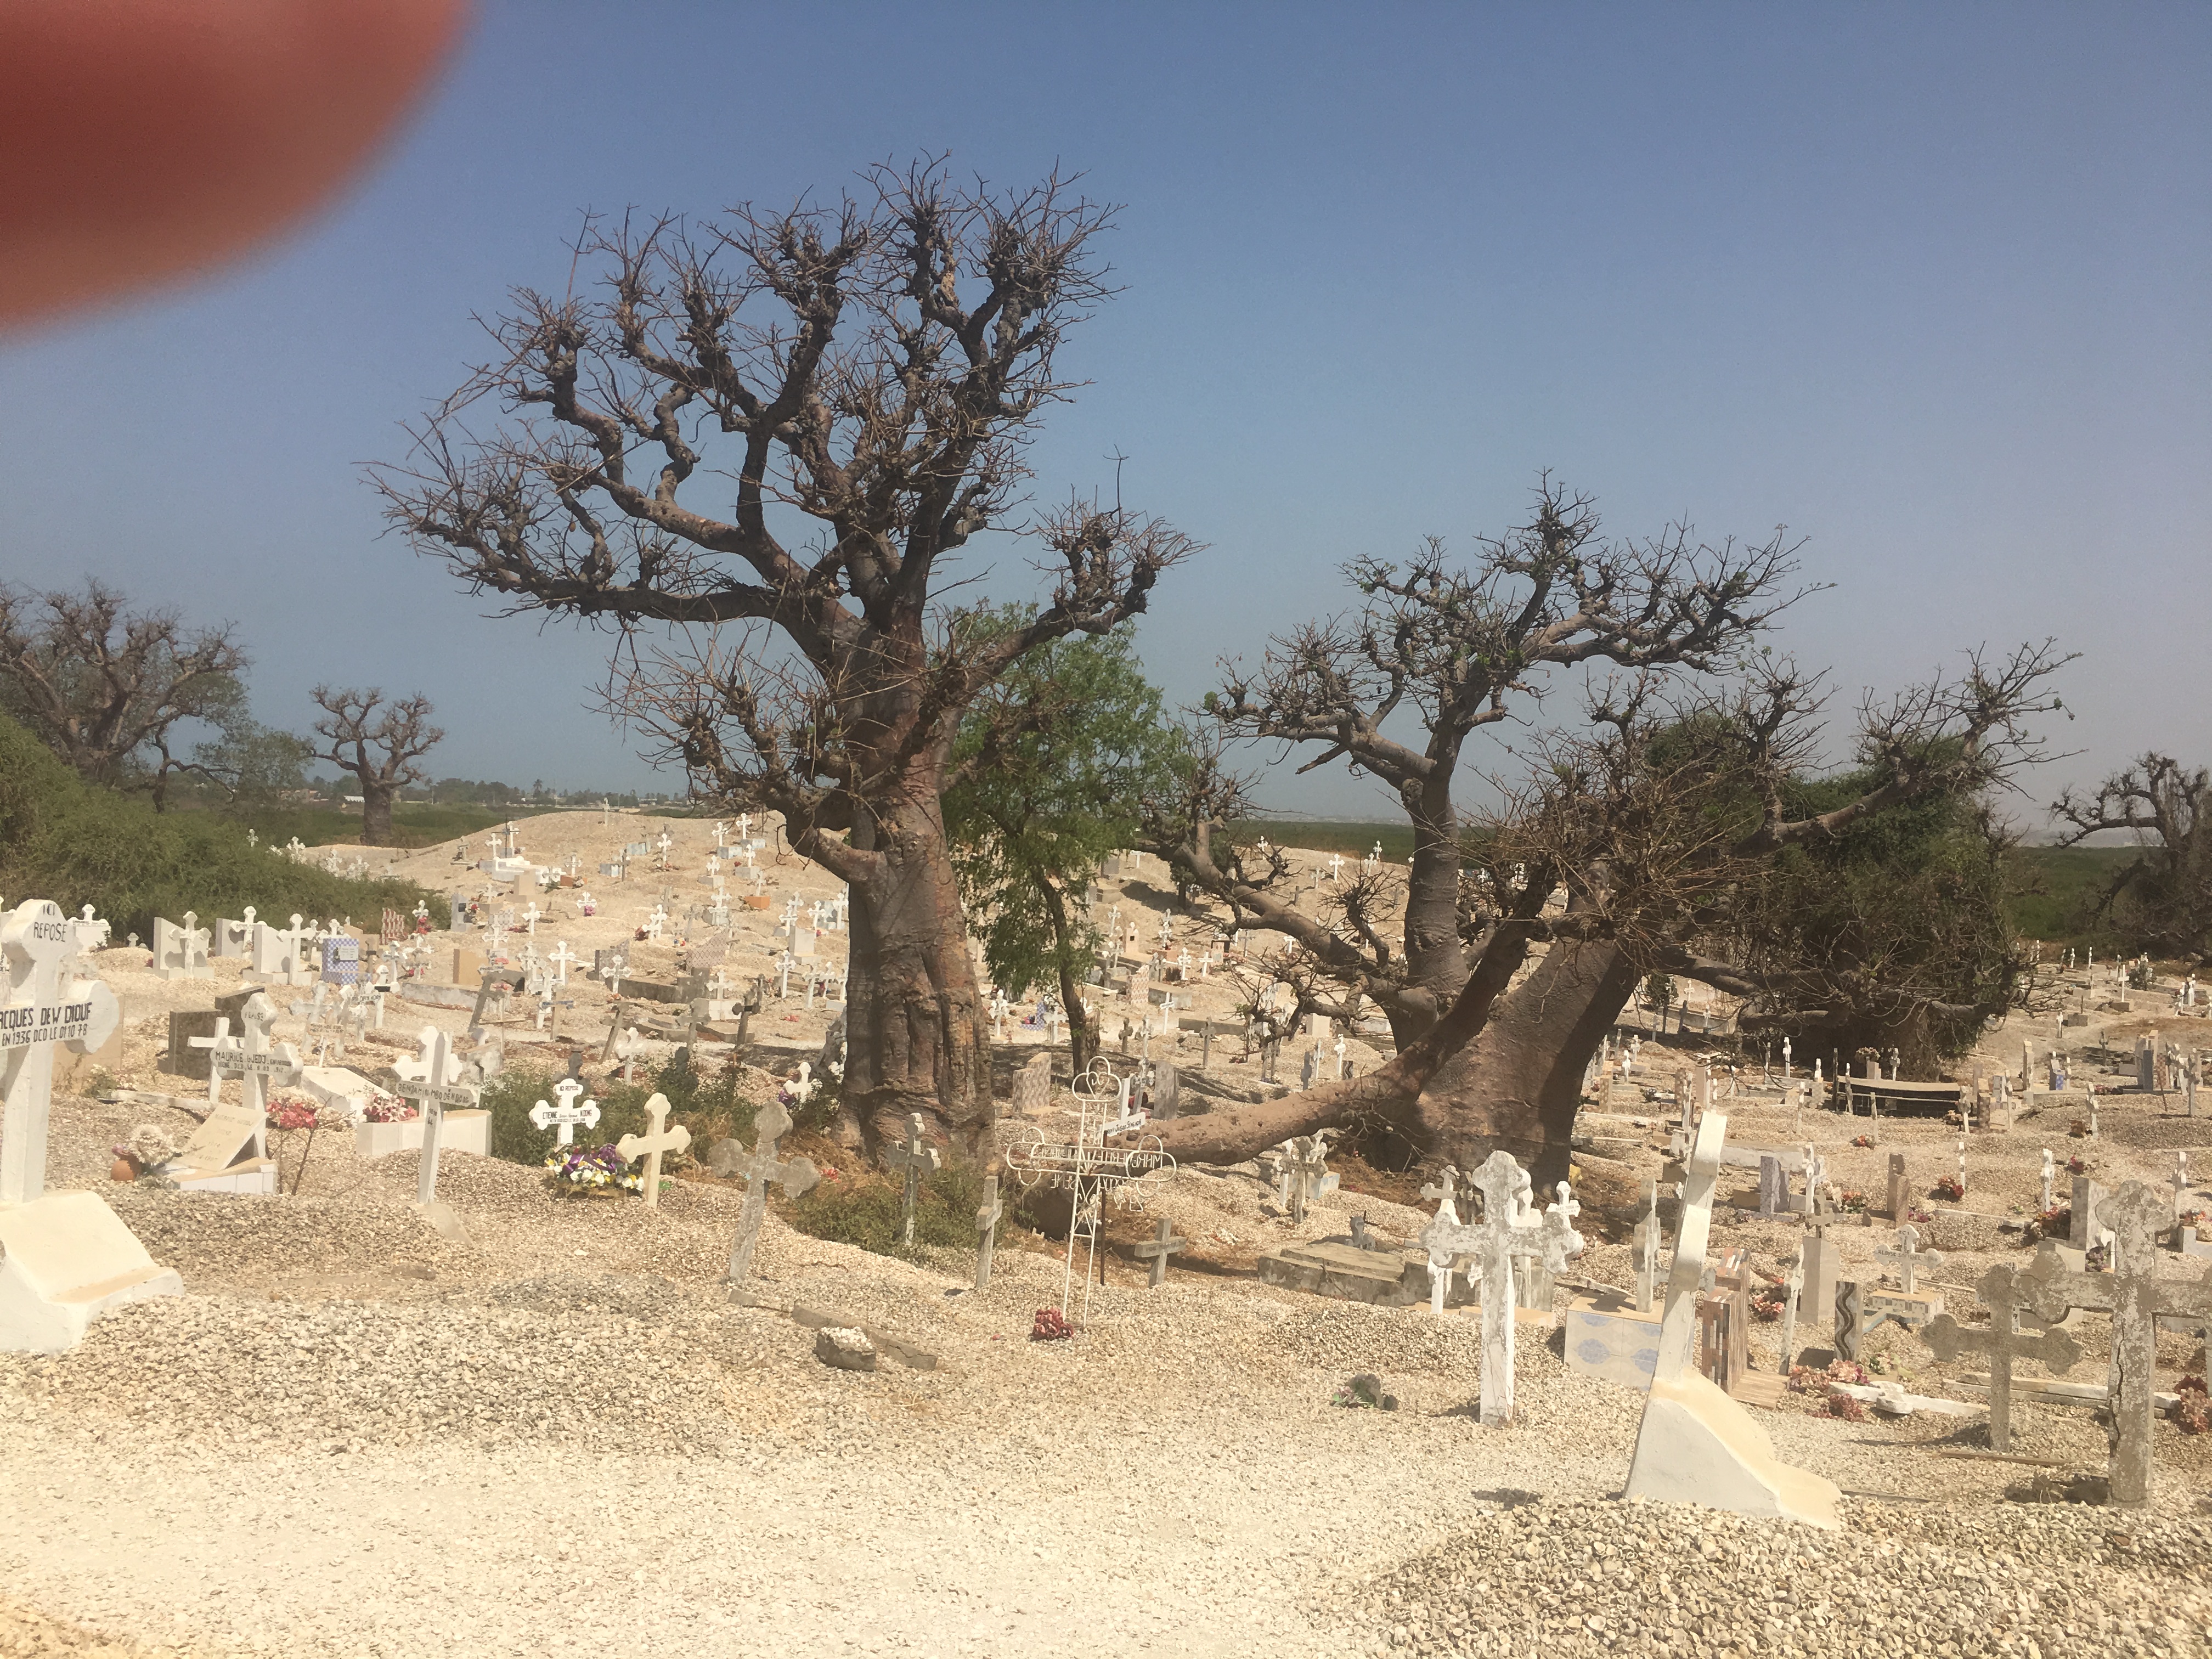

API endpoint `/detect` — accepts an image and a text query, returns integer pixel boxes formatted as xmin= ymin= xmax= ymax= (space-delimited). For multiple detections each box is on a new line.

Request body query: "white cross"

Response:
xmin=548 ymin=940 xmax=577 ymax=985
xmin=1327 ymin=853 xmax=1345 ymax=883
xmin=619 ymin=1092 xmax=691 ymax=1209
xmin=1 ymin=900 xmax=125 ymax=1203
xmin=522 ymin=902 xmax=540 ymax=936
xmin=1875 ymin=1224 xmax=1942 ymax=1295
xmin=394 ymin=1025 xmax=480 ymax=1206
xmin=528 ymin=1076 xmax=603 ymax=1148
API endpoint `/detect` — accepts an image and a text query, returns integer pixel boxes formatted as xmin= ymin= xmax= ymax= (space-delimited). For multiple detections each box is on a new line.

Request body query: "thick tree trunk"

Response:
xmin=1132 ymin=929 xmax=1637 ymax=1184
xmin=360 ymin=784 xmax=396 ymax=846
xmin=1057 ymin=957 xmax=1094 ymax=1079
xmin=843 ymin=792 xmax=992 ymax=1158
xmin=1387 ymin=792 xmax=1469 ymax=1048
xmin=1412 ymin=941 xmax=1641 ymax=1187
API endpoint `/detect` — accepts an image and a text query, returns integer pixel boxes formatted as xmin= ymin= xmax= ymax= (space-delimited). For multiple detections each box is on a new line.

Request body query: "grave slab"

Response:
xmin=1255 ymin=1240 xmax=1463 ymax=1308
xmin=1625 ymin=1372 xmax=1841 ymax=1526
xmin=354 ymin=1110 xmax=490 ymax=1162
xmin=0 ymin=1190 xmax=183 ymax=1353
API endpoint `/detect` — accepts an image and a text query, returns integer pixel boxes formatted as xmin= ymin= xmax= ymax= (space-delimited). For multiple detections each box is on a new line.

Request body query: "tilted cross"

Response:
xmin=1652 ymin=1109 xmax=1729 ymax=1384
xmin=2022 ymin=1184 xmax=2212 ymax=1506
xmin=1921 ymin=1260 xmax=2079 ymax=1453
xmin=529 ymin=1075 xmax=601 ymax=1147
xmin=1133 ymin=1215 xmax=1188 ymax=1288
xmin=617 ymin=1091 xmax=691 ymax=1210
xmin=1875 ymin=1224 xmax=1942 ymax=1295
xmin=724 ymin=1098 xmax=820 ymax=1285
xmin=883 ymin=1112 xmax=943 ymax=1247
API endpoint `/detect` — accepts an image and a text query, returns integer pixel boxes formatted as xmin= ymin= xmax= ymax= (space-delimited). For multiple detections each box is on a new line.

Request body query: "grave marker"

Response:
xmin=616 ymin=1091 xmax=691 ymax=1210
xmin=883 ymin=1113 xmax=942 ymax=1247
xmin=1132 ymin=1215 xmax=1187 ymax=1288
xmin=974 ymin=1173 xmax=1003 ymax=1290
xmin=529 ymin=1075 xmax=601 ymax=1147
xmin=723 ymin=1098 xmax=819 ymax=1286
xmin=393 ymin=1025 xmax=481 ymax=1206
xmin=1921 ymin=1262 xmax=2079 ymax=1453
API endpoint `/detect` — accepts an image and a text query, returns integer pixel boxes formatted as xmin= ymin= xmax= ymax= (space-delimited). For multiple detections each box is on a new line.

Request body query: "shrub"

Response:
xmin=0 ymin=711 xmax=441 ymax=936
xmin=482 ymin=1050 xmax=757 ymax=1171
xmin=784 ymin=1160 xmax=1001 ymax=1262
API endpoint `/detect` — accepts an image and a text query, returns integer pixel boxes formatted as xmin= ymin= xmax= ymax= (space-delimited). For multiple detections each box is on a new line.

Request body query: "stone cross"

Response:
xmin=2021 ymin=1185 xmax=2212 ymax=1505
xmin=1132 ymin=1215 xmax=1188 ymax=1288
xmin=1281 ymin=1132 xmax=1334 ymax=1224
xmin=394 ymin=1024 xmax=480 ymax=1206
xmin=1471 ymin=1151 xmax=1581 ymax=1423
xmin=1885 ymin=1152 xmax=1908 ymax=1220
xmin=1875 ymin=1224 xmax=1941 ymax=1295
xmin=974 ymin=1173 xmax=1004 ymax=1290
xmin=529 ymin=1075 xmax=601 ymax=1147
xmin=1955 ymin=1138 xmax=1967 ymax=1194
xmin=1921 ymin=1261 xmax=2080 ymax=1453
xmin=723 ymin=1098 xmax=820 ymax=1285
xmin=0 ymin=899 xmax=124 ymax=1203
xmin=883 ymin=1112 xmax=941 ymax=1247
xmin=548 ymin=939 xmax=577 ymax=985
xmin=1419 ymin=1167 xmax=1465 ymax=1316
xmin=617 ymin=1091 xmax=691 ymax=1210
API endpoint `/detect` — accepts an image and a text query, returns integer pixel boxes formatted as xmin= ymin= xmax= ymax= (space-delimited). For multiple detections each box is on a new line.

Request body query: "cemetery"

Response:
xmin=0 ymin=799 xmax=2207 ymax=1656
xmin=3 ymin=14 xmax=2209 ymax=1655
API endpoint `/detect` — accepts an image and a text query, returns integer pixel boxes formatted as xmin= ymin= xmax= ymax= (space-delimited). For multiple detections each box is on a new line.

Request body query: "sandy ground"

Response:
xmin=3 ymin=824 xmax=2210 ymax=1657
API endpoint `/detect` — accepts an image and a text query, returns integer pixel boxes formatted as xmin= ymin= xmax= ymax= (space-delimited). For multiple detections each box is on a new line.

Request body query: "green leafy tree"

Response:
xmin=944 ymin=612 xmax=1185 ymax=1075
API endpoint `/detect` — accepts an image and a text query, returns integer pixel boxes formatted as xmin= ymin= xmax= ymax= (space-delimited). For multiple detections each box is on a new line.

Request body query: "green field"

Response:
xmin=223 ymin=802 xmax=558 ymax=850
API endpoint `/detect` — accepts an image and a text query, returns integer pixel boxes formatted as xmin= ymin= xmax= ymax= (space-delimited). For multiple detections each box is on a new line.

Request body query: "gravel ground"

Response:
xmin=7 ymin=876 xmax=2210 ymax=1656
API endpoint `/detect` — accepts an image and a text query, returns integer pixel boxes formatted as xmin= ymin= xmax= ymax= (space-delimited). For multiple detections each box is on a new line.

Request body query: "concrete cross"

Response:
xmin=2021 ymin=1184 xmax=2212 ymax=1505
xmin=1419 ymin=1166 xmax=1464 ymax=1315
xmin=1921 ymin=1261 xmax=2079 ymax=1453
xmin=529 ymin=1075 xmax=601 ymax=1147
xmin=974 ymin=1173 xmax=1004 ymax=1290
xmin=2039 ymin=1147 xmax=2055 ymax=1213
xmin=617 ymin=1091 xmax=691 ymax=1210
xmin=1875 ymin=1224 xmax=1942 ymax=1295
xmin=283 ymin=913 xmax=314 ymax=981
xmin=1653 ymin=1108 xmax=1729 ymax=1384
xmin=1632 ymin=1177 xmax=1663 ymax=1312
xmin=724 ymin=1099 xmax=820 ymax=1285
xmin=1281 ymin=1132 xmax=1335 ymax=1224
xmin=394 ymin=1025 xmax=480 ymax=1206
xmin=1469 ymin=1150 xmax=1582 ymax=1425
xmin=883 ymin=1113 xmax=941 ymax=1247
xmin=1133 ymin=1215 xmax=1187 ymax=1288
xmin=1 ymin=900 xmax=124 ymax=1203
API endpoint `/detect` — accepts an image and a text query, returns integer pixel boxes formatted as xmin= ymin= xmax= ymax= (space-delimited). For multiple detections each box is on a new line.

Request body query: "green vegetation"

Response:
xmin=945 ymin=613 xmax=1187 ymax=1071
xmin=2002 ymin=843 xmax=2138 ymax=953
xmin=785 ymin=1160 xmax=1001 ymax=1261
xmin=1229 ymin=819 xmax=1414 ymax=864
xmin=479 ymin=1051 xmax=761 ymax=1170
xmin=0 ymin=711 xmax=443 ymax=938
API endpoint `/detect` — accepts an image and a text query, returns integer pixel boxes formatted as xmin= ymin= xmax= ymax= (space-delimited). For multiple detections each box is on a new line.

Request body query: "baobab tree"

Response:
xmin=1136 ymin=641 xmax=2069 ymax=1181
xmin=0 ymin=578 xmax=247 ymax=808
xmin=1181 ymin=481 xmax=1808 ymax=1051
xmin=311 ymin=685 xmax=442 ymax=845
xmin=2053 ymin=753 xmax=2211 ymax=967
xmin=373 ymin=161 xmax=1194 ymax=1154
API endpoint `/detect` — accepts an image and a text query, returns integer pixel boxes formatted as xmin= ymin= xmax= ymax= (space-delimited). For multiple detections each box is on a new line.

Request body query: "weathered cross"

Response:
xmin=1 ymin=899 xmax=123 ymax=1203
xmin=724 ymin=1098 xmax=820 ymax=1285
xmin=617 ymin=1091 xmax=690 ymax=1210
xmin=1419 ymin=1166 xmax=1465 ymax=1314
xmin=1631 ymin=1177 xmax=1663 ymax=1312
xmin=1132 ymin=1215 xmax=1188 ymax=1288
xmin=1875 ymin=1224 xmax=1942 ymax=1295
xmin=529 ymin=1075 xmax=601 ymax=1147
xmin=974 ymin=1173 xmax=1004 ymax=1290
xmin=883 ymin=1112 xmax=942 ymax=1246
xmin=1777 ymin=1250 xmax=1805 ymax=1375
xmin=191 ymin=991 xmax=301 ymax=1117
xmin=1921 ymin=1261 xmax=2080 ymax=1453
xmin=1280 ymin=1131 xmax=1335 ymax=1224
xmin=2022 ymin=1184 xmax=2212 ymax=1505
xmin=394 ymin=1025 xmax=481 ymax=1206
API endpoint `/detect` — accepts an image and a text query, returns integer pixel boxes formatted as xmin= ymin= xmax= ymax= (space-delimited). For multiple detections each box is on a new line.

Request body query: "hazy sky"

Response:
xmin=3 ymin=3 xmax=2205 ymax=827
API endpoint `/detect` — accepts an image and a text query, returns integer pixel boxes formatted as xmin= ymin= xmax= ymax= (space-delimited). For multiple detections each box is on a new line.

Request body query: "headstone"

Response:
xmin=1132 ymin=1215 xmax=1187 ymax=1288
xmin=974 ymin=1174 xmax=1003 ymax=1290
xmin=2069 ymin=1175 xmax=2109 ymax=1250
xmin=723 ymin=1099 xmax=820 ymax=1286
xmin=1757 ymin=1154 xmax=1783 ymax=1219
xmin=0 ymin=901 xmax=179 ymax=1352
xmin=883 ymin=1114 xmax=941 ymax=1247
xmin=1921 ymin=1261 xmax=2079 ymax=1453
xmin=2021 ymin=1185 xmax=2212 ymax=1506
xmin=151 ymin=912 xmax=210 ymax=981
xmin=1622 ymin=1107 xmax=1841 ymax=1526
xmin=617 ymin=1091 xmax=691 ymax=1210
xmin=1798 ymin=1232 xmax=1841 ymax=1349
xmin=1885 ymin=1152 xmax=1907 ymax=1220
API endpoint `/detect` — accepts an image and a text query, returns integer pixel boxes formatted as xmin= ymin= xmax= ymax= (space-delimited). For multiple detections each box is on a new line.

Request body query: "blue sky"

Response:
xmin=2 ymin=2 xmax=2205 ymax=824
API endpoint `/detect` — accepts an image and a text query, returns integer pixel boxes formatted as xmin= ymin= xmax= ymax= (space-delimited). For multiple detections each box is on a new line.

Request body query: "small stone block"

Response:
xmin=815 ymin=1327 xmax=877 ymax=1372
